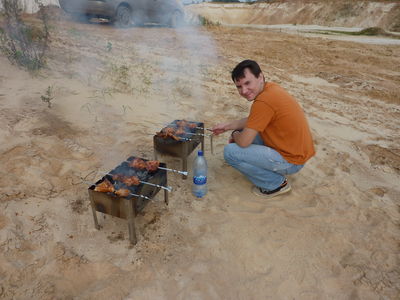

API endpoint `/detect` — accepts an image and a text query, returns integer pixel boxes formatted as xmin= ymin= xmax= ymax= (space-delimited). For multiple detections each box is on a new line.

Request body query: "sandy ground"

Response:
xmin=0 ymin=10 xmax=400 ymax=300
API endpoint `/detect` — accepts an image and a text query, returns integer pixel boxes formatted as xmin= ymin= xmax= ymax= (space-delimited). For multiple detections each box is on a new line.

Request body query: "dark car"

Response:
xmin=59 ymin=0 xmax=185 ymax=27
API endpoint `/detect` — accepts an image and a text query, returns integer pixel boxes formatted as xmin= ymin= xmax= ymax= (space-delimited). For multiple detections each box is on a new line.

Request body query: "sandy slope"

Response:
xmin=187 ymin=1 xmax=400 ymax=32
xmin=0 ymin=11 xmax=399 ymax=300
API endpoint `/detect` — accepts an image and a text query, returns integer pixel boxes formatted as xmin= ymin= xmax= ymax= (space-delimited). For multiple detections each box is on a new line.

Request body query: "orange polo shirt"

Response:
xmin=246 ymin=82 xmax=315 ymax=165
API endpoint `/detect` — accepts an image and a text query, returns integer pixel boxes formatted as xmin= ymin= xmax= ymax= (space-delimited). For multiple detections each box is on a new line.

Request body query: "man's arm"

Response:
xmin=212 ymin=118 xmax=248 ymax=135
xmin=231 ymin=127 xmax=258 ymax=147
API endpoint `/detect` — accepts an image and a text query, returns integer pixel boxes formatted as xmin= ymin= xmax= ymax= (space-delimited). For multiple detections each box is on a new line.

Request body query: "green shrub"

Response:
xmin=198 ymin=15 xmax=220 ymax=27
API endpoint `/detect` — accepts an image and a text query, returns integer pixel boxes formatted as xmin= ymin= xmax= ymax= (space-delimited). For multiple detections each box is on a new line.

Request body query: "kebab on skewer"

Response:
xmin=94 ymin=176 xmax=168 ymax=195
xmin=94 ymin=184 xmax=150 ymax=199
xmin=155 ymin=126 xmax=198 ymax=142
xmin=145 ymin=160 xmax=160 ymax=172
xmin=115 ymin=188 xmax=130 ymax=197
xmin=128 ymin=158 xmax=160 ymax=173
xmin=118 ymin=159 xmax=187 ymax=176
xmin=94 ymin=179 xmax=115 ymax=193
xmin=123 ymin=175 xmax=141 ymax=186
xmin=187 ymin=122 xmax=197 ymax=129
xmin=128 ymin=158 xmax=147 ymax=169
xmin=176 ymin=120 xmax=188 ymax=127
xmin=156 ymin=127 xmax=181 ymax=140
xmin=156 ymin=122 xmax=199 ymax=141
xmin=126 ymin=159 xmax=187 ymax=176
xmin=176 ymin=120 xmax=199 ymax=130
xmin=109 ymin=172 xmax=172 ymax=192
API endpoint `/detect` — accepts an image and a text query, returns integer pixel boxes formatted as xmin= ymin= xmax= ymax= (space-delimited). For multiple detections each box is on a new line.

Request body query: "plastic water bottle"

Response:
xmin=192 ymin=150 xmax=208 ymax=198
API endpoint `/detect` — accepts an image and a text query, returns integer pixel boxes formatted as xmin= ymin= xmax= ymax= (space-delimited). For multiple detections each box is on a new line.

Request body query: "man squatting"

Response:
xmin=212 ymin=60 xmax=315 ymax=198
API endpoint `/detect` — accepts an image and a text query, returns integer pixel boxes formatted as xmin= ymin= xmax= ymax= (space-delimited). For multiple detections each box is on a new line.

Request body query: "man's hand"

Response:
xmin=211 ymin=122 xmax=231 ymax=135
xmin=212 ymin=118 xmax=248 ymax=135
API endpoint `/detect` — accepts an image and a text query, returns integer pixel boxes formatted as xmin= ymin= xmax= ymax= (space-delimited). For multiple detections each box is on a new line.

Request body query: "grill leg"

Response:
xmin=127 ymin=198 xmax=137 ymax=245
xmin=154 ymin=147 xmax=158 ymax=160
xmin=89 ymin=192 xmax=100 ymax=230
xmin=164 ymin=174 xmax=169 ymax=205
xmin=164 ymin=186 xmax=169 ymax=205
xmin=182 ymin=157 xmax=188 ymax=180
xmin=182 ymin=142 xmax=188 ymax=180
xmin=201 ymin=135 xmax=205 ymax=152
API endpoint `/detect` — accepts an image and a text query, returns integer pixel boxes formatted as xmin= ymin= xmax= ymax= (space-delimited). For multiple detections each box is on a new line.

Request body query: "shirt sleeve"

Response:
xmin=246 ymin=101 xmax=274 ymax=132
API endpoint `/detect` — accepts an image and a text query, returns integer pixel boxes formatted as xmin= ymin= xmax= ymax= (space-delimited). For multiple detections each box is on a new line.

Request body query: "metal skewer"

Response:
xmin=178 ymin=136 xmax=193 ymax=141
xmin=139 ymin=181 xmax=172 ymax=192
xmin=128 ymin=192 xmax=151 ymax=200
xmin=83 ymin=180 xmax=154 ymax=200
xmin=157 ymin=166 xmax=188 ymax=176
xmin=122 ymin=160 xmax=188 ymax=177
xmin=99 ymin=171 xmax=172 ymax=192
xmin=184 ymin=132 xmax=212 ymax=137
xmin=150 ymin=133 xmax=193 ymax=142
xmin=182 ymin=132 xmax=214 ymax=155
xmin=160 ymin=123 xmax=211 ymax=132
xmin=195 ymin=126 xmax=213 ymax=131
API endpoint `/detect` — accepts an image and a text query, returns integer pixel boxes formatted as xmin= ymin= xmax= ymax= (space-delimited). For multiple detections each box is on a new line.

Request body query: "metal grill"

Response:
xmin=88 ymin=156 xmax=168 ymax=245
xmin=153 ymin=120 xmax=204 ymax=179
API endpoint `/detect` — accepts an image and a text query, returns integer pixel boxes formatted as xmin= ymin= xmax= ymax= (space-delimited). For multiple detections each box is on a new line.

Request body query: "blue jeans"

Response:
xmin=224 ymin=134 xmax=304 ymax=191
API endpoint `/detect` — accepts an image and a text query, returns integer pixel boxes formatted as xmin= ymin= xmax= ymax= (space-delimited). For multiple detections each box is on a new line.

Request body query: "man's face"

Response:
xmin=234 ymin=68 xmax=264 ymax=101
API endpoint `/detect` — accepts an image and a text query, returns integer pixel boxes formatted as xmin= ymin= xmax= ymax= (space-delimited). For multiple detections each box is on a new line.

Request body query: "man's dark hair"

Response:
xmin=231 ymin=60 xmax=262 ymax=82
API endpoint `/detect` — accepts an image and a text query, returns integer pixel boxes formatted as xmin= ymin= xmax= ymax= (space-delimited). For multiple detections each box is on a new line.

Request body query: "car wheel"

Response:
xmin=115 ymin=5 xmax=132 ymax=28
xmin=169 ymin=10 xmax=184 ymax=28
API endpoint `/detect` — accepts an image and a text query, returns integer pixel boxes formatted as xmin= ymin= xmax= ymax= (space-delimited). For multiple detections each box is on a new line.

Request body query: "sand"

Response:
xmin=0 ymin=8 xmax=399 ymax=300
xmin=187 ymin=1 xmax=400 ymax=31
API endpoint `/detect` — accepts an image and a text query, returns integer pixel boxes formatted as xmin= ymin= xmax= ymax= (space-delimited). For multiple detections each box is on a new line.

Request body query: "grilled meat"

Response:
xmin=115 ymin=188 xmax=130 ymax=197
xmin=175 ymin=128 xmax=185 ymax=135
xmin=123 ymin=176 xmax=140 ymax=186
xmin=94 ymin=179 xmax=115 ymax=193
xmin=163 ymin=127 xmax=176 ymax=135
xmin=188 ymin=122 xmax=197 ymax=129
xmin=156 ymin=127 xmax=181 ymax=140
xmin=146 ymin=160 xmax=160 ymax=172
xmin=112 ymin=173 xmax=125 ymax=182
xmin=176 ymin=120 xmax=188 ymax=127
xmin=129 ymin=158 xmax=147 ymax=169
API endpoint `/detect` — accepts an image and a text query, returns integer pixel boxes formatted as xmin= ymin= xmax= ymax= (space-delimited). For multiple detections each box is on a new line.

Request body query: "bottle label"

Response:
xmin=193 ymin=175 xmax=207 ymax=185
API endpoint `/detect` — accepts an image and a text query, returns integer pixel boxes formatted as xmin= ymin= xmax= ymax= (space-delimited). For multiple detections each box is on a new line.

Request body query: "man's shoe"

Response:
xmin=252 ymin=179 xmax=291 ymax=198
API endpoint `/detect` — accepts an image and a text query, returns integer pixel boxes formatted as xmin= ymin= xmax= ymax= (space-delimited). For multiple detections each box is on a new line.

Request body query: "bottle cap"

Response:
xmin=198 ymin=150 xmax=203 ymax=156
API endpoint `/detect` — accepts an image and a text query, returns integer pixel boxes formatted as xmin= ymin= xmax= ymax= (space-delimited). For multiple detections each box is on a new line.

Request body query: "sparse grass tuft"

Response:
xmin=0 ymin=0 xmax=50 ymax=70
xmin=40 ymin=85 xmax=54 ymax=108
xmin=358 ymin=27 xmax=387 ymax=36
xmin=109 ymin=63 xmax=132 ymax=93
xmin=68 ymin=27 xmax=82 ymax=36
xmin=314 ymin=27 xmax=399 ymax=39
xmin=101 ymin=60 xmax=153 ymax=94
xmin=198 ymin=15 xmax=220 ymax=27
xmin=106 ymin=41 xmax=112 ymax=52
xmin=173 ymin=78 xmax=192 ymax=97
